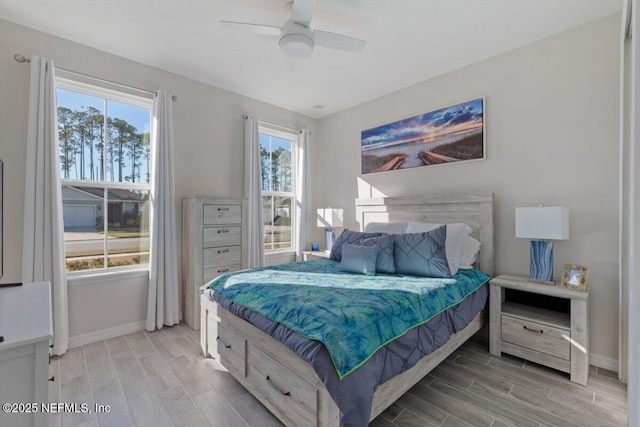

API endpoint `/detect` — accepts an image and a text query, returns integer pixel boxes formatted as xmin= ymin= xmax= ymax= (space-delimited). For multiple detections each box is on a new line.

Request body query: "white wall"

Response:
xmin=624 ymin=0 xmax=639 ymax=421
xmin=0 ymin=19 xmax=315 ymax=341
xmin=620 ymin=1 xmax=631 ymax=381
xmin=315 ymin=15 xmax=621 ymax=366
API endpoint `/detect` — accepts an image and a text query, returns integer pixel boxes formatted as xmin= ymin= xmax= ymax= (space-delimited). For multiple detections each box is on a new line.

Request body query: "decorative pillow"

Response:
xmin=406 ymin=221 xmax=473 ymax=276
xmin=363 ymin=221 xmax=409 ymax=234
xmin=360 ymin=234 xmax=395 ymax=274
xmin=393 ymin=227 xmax=450 ymax=278
xmin=459 ymin=236 xmax=481 ymax=270
xmin=330 ymin=230 xmax=384 ymax=261
xmin=339 ymin=244 xmax=378 ymax=276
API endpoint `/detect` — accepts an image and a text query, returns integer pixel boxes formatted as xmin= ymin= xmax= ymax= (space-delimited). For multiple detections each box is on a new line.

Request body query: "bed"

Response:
xmin=199 ymin=193 xmax=494 ymax=427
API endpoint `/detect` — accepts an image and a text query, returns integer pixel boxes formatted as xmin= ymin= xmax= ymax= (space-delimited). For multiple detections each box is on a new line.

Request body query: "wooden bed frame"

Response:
xmin=200 ymin=193 xmax=494 ymax=426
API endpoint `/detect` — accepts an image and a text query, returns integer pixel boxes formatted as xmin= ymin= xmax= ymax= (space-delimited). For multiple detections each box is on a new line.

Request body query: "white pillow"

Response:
xmin=459 ymin=236 xmax=481 ymax=270
xmin=406 ymin=220 xmax=473 ymax=275
xmin=363 ymin=221 xmax=409 ymax=234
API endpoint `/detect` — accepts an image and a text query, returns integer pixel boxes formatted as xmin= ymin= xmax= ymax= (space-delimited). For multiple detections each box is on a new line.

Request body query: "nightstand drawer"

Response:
xmin=501 ymin=314 xmax=570 ymax=360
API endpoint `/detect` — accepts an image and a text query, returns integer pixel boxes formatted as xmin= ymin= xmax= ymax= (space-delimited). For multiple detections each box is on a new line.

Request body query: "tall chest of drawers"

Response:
xmin=183 ymin=197 xmax=247 ymax=330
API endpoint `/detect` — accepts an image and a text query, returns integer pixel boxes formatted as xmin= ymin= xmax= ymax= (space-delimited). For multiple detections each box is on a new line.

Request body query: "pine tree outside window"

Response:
xmin=259 ymin=126 xmax=297 ymax=253
xmin=56 ymin=78 xmax=153 ymax=273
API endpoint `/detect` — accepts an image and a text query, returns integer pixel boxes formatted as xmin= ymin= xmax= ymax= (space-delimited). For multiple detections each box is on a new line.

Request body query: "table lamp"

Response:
xmin=317 ymin=208 xmax=343 ymax=251
xmin=515 ymin=206 xmax=569 ymax=283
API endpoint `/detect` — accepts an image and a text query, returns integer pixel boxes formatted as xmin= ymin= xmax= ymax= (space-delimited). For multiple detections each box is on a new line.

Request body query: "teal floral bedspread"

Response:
xmin=202 ymin=259 xmax=490 ymax=379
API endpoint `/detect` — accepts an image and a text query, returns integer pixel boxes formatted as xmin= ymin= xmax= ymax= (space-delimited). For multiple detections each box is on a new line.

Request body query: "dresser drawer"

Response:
xmin=203 ymin=226 xmax=241 ymax=248
xmin=216 ymin=323 xmax=246 ymax=378
xmin=203 ymin=204 xmax=241 ymax=225
xmin=204 ymin=246 xmax=241 ymax=268
xmin=501 ymin=314 xmax=570 ymax=360
xmin=248 ymin=345 xmax=317 ymax=427
xmin=203 ymin=264 xmax=241 ymax=283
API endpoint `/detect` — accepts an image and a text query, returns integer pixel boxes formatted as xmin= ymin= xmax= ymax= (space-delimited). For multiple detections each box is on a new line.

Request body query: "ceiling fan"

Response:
xmin=220 ymin=0 xmax=366 ymax=59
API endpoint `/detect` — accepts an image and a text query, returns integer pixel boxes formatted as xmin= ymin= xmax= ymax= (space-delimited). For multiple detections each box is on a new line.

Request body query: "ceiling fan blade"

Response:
xmin=314 ymin=30 xmax=366 ymax=53
xmin=219 ymin=20 xmax=281 ymax=36
xmin=291 ymin=0 xmax=316 ymax=27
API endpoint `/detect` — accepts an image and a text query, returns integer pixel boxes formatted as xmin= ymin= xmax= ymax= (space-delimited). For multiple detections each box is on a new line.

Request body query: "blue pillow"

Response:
xmin=360 ymin=234 xmax=395 ymax=274
xmin=339 ymin=244 xmax=378 ymax=276
xmin=393 ymin=226 xmax=451 ymax=278
xmin=330 ymin=230 xmax=385 ymax=261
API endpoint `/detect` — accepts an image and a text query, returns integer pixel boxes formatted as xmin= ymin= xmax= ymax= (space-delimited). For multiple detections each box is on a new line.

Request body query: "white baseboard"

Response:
xmin=68 ymin=312 xmax=184 ymax=349
xmin=68 ymin=320 xmax=146 ymax=349
xmin=590 ymin=353 xmax=618 ymax=372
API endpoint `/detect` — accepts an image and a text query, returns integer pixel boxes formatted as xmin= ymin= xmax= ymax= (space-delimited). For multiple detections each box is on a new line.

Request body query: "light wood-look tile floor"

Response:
xmin=49 ymin=324 xmax=628 ymax=427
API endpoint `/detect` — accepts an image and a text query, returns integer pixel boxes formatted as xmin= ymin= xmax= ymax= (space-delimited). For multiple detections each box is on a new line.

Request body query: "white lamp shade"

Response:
xmin=515 ymin=207 xmax=569 ymax=240
xmin=317 ymin=208 xmax=344 ymax=228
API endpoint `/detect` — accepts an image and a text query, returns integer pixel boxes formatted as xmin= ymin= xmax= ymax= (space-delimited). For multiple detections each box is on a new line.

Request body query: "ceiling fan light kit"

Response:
xmin=280 ymin=33 xmax=314 ymax=58
xmin=280 ymin=21 xmax=314 ymax=59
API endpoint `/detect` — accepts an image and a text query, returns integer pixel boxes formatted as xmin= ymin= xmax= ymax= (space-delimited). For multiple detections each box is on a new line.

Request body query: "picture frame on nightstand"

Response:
xmin=561 ymin=264 xmax=588 ymax=292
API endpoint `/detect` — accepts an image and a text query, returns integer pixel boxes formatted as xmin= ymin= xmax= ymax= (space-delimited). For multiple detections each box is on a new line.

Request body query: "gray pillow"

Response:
xmin=339 ymin=244 xmax=378 ymax=276
xmin=330 ymin=230 xmax=385 ymax=261
xmin=360 ymin=234 xmax=395 ymax=274
xmin=393 ymin=226 xmax=451 ymax=278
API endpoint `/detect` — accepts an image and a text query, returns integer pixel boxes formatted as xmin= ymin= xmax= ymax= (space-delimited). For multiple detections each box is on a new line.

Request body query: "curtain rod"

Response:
xmin=14 ymin=54 xmax=178 ymax=102
xmin=242 ymin=114 xmax=308 ymax=135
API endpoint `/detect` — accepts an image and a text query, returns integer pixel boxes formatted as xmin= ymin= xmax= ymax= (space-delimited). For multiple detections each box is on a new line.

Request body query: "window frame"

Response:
xmin=56 ymin=77 xmax=153 ymax=277
xmin=259 ymin=124 xmax=299 ymax=255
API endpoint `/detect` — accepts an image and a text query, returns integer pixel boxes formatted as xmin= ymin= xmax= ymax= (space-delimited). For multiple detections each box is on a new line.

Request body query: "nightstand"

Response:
xmin=302 ymin=250 xmax=331 ymax=261
xmin=489 ymin=274 xmax=589 ymax=385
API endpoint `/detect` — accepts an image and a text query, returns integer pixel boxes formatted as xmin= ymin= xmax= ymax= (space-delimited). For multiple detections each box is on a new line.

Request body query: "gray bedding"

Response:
xmin=206 ymin=281 xmax=488 ymax=427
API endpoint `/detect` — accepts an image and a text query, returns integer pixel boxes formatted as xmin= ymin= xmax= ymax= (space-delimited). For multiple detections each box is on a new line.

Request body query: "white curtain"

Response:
xmin=22 ymin=56 xmax=68 ymax=355
xmin=244 ymin=116 xmax=264 ymax=268
xmin=146 ymin=90 xmax=179 ymax=331
xmin=295 ymin=129 xmax=311 ymax=261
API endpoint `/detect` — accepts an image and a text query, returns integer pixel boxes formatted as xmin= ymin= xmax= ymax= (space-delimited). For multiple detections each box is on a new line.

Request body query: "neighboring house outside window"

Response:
xmin=259 ymin=125 xmax=297 ymax=253
xmin=56 ymin=78 xmax=152 ymax=273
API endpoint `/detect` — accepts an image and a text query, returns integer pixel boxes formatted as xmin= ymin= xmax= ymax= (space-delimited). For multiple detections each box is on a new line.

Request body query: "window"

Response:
xmin=56 ymin=79 xmax=152 ymax=273
xmin=260 ymin=126 xmax=297 ymax=253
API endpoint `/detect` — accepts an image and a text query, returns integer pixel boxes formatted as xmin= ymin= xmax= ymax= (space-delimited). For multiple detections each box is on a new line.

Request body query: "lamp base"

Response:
xmin=324 ymin=228 xmax=335 ymax=251
xmin=530 ymin=240 xmax=554 ymax=282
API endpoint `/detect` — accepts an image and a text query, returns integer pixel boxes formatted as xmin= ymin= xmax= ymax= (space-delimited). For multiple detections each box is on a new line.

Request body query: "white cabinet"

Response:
xmin=0 ymin=282 xmax=53 ymax=427
xmin=183 ymin=197 xmax=247 ymax=330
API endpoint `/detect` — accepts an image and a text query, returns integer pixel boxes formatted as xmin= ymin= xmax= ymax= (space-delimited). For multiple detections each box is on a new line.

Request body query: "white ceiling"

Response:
xmin=0 ymin=0 xmax=622 ymax=118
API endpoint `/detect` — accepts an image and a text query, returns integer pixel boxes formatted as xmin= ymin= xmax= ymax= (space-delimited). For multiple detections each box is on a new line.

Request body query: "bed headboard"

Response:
xmin=355 ymin=193 xmax=494 ymax=276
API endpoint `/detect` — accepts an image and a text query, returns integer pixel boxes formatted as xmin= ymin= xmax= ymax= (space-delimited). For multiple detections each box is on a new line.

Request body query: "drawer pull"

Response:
xmin=266 ymin=375 xmax=291 ymax=396
xmin=216 ymin=336 xmax=231 ymax=349
xmin=218 ymin=268 xmax=230 ymax=273
xmin=217 ymin=229 xmax=230 ymax=234
xmin=218 ymin=249 xmax=230 ymax=254
xmin=523 ymin=325 xmax=544 ymax=334
xmin=218 ymin=207 xmax=230 ymax=211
